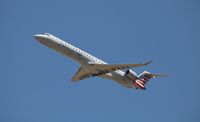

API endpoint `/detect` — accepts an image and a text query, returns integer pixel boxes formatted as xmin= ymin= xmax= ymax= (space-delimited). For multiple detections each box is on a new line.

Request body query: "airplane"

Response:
xmin=34 ymin=33 xmax=165 ymax=90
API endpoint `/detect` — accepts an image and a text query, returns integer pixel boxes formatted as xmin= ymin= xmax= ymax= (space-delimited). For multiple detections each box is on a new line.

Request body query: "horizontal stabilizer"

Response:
xmin=137 ymin=71 xmax=166 ymax=88
xmin=150 ymin=73 xmax=167 ymax=78
xmin=139 ymin=71 xmax=167 ymax=79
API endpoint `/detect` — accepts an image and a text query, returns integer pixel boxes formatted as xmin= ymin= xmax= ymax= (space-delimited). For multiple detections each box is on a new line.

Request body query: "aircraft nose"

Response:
xmin=34 ymin=34 xmax=42 ymax=40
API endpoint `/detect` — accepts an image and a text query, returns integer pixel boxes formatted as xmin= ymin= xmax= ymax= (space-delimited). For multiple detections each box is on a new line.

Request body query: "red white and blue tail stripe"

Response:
xmin=134 ymin=71 xmax=155 ymax=90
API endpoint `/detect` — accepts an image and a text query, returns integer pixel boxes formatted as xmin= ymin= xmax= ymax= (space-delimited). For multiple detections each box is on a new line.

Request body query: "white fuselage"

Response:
xmin=34 ymin=33 xmax=135 ymax=88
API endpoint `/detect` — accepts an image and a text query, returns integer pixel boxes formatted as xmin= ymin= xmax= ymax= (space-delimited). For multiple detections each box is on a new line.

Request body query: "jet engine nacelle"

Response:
xmin=125 ymin=69 xmax=138 ymax=80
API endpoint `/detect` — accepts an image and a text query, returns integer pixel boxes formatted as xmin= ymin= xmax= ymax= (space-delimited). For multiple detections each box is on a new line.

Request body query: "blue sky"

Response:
xmin=1 ymin=0 xmax=200 ymax=122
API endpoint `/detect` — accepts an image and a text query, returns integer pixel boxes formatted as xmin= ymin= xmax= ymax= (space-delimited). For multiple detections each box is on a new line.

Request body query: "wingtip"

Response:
xmin=70 ymin=78 xmax=80 ymax=82
xmin=144 ymin=60 xmax=152 ymax=66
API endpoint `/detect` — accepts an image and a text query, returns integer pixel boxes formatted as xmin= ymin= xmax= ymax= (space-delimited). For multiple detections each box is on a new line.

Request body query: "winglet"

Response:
xmin=143 ymin=60 xmax=152 ymax=66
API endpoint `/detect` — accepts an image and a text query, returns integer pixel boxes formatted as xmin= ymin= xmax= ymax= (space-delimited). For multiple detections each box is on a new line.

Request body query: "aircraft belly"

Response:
xmin=101 ymin=72 xmax=132 ymax=88
xmin=47 ymin=43 xmax=89 ymax=64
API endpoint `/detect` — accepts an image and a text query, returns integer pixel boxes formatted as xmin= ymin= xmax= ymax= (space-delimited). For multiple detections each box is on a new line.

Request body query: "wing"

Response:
xmin=90 ymin=61 xmax=152 ymax=73
xmin=71 ymin=61 xmax=152 ymax=82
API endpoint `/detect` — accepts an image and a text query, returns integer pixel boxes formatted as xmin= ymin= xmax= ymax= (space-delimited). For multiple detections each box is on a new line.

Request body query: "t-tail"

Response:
xmin=135 ymin=71 xmax=166 ymax=90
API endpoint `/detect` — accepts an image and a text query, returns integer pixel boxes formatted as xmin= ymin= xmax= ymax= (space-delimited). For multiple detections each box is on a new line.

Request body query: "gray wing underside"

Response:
xmin=71 ymin=61 xmax=152 ymax=82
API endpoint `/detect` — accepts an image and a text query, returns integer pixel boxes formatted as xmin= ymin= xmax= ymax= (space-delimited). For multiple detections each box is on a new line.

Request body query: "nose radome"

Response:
xmin=34 ymin=34 xmax=42 ymax=40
